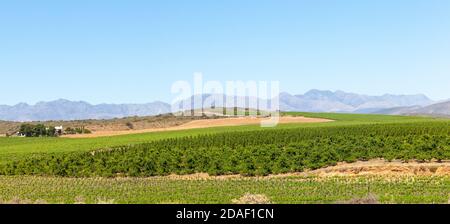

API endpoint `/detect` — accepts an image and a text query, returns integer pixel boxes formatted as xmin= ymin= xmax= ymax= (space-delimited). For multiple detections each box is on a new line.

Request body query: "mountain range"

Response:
xmin=279 ymin=90 xmax=434 ymax=113
xmin=0 ymin=90 xmax=447 ymax=121
xmin=0 ymin=100 xmax=171 ymax=121
xmin=374 ymin=100 xmax=450 ymax=117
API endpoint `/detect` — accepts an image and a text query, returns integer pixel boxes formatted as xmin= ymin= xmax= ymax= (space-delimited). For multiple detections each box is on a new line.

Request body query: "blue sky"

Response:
xmin=0 ymin=0 xmax=449 ymax=105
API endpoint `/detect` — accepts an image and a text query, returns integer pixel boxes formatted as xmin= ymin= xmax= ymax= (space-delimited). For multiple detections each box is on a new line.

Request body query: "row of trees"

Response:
xmin=64 ymin=127 xmax=92 ymax=135
xmin=2 ymin=121 xmax=449 ymax=177
xmin=17 ymin=124 xmax=92 ymax=137
xmin=18 ymin=124 xmax=58 ymax=137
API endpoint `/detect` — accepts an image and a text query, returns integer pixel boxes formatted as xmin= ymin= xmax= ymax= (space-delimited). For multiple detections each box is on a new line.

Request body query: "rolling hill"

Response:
xmin=407 ymin=101 xmax=450 ymax=116
xmin=371 ymin=100 xmax=450 ymax=117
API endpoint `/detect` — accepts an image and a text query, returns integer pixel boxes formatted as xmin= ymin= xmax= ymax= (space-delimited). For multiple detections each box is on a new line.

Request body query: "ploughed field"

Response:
xmin=0 ymin=113 xmax=449 ymax=204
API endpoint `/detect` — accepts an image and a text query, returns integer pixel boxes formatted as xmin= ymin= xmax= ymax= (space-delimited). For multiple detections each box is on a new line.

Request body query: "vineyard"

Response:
xmin=0 ymin=176 xmax=449 ymax=204
xmin=0 ymin=113 xmax=433 ymax=164
xmin=1 ymin=121 xmax=449 ymax=177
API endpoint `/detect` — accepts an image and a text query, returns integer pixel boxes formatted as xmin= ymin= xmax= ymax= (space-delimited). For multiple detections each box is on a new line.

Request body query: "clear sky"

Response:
xmin=1 ymin=0 xmax=449 ymax=105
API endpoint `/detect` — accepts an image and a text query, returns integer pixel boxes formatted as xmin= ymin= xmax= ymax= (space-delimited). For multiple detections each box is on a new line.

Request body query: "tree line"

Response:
xmin=18 ymin=124 xmax=58 ymax=137
xmin=16 ymin=124 xmax=91 ymax=137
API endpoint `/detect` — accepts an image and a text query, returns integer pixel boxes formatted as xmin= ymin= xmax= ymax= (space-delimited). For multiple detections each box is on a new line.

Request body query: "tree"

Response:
xmin=126 ymin=122 xmax=134 ymax=130
xmin=19 ymin=124 xmax=34 ymax=137
xmin=65 ymin=127 xmax=76 ymax=135
xmin=33 ymin=124 xmax=46 ymax=137
xmin=47 ymin=126 xmax=56 ymax=137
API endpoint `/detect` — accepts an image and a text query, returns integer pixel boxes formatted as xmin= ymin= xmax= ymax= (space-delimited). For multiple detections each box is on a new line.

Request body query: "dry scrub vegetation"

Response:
xmin=0 ymin=114 xmax=204 ymax=135
xmin=232 ymin=194 xmax=272 ymax=204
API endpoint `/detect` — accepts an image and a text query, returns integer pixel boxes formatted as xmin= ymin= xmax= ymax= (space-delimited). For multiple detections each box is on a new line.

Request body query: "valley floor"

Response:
xmin=0 ymin=113 xmax=448 ymax=204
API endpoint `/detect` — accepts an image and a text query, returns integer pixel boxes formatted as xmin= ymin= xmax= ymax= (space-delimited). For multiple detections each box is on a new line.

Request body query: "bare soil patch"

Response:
xmin=62 ymin=116 xmax=332 ymax=138
xmin=338 ymin=194 xmax=380 ymax=204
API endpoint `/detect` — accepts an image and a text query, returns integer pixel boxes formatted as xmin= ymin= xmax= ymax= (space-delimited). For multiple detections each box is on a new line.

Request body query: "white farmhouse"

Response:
xmin=55 ymin=126 xmax=63 ymax=135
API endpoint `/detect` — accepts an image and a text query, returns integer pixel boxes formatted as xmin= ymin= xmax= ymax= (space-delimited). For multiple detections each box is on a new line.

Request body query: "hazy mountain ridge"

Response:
xmin=0 ymin=90 xmax=442 ymax=121
xmin=368 ymin=99 xmax=450 ymax=117
xmin=0 ymin=99 xmax=171 ymax=121
xmin=411 ymin=100 xmax=450 ymax=116
xmin=279 ymin=90 xmax=434 ymax=113
xmin=175 ymin=90 xmax=434 ymax=114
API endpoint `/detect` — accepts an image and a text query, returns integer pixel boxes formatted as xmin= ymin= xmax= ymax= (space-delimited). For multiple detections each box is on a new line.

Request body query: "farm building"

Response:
xmin=55 ymin=126 xmax=63 ymax=135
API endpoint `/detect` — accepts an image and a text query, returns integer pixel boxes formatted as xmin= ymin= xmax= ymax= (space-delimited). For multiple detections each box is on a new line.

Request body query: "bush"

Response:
xmin=125 ymin=122 xmax=134 ymax=130
xmin=65 ymin=127 xmax=92 ymax=135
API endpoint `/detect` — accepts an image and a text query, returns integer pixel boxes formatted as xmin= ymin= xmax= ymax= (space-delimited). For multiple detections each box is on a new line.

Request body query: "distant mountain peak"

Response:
xmin=304 ymin=89 xmax=334 ymax=95
xmin=14 ymin=102 xmax=29 ymax=107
